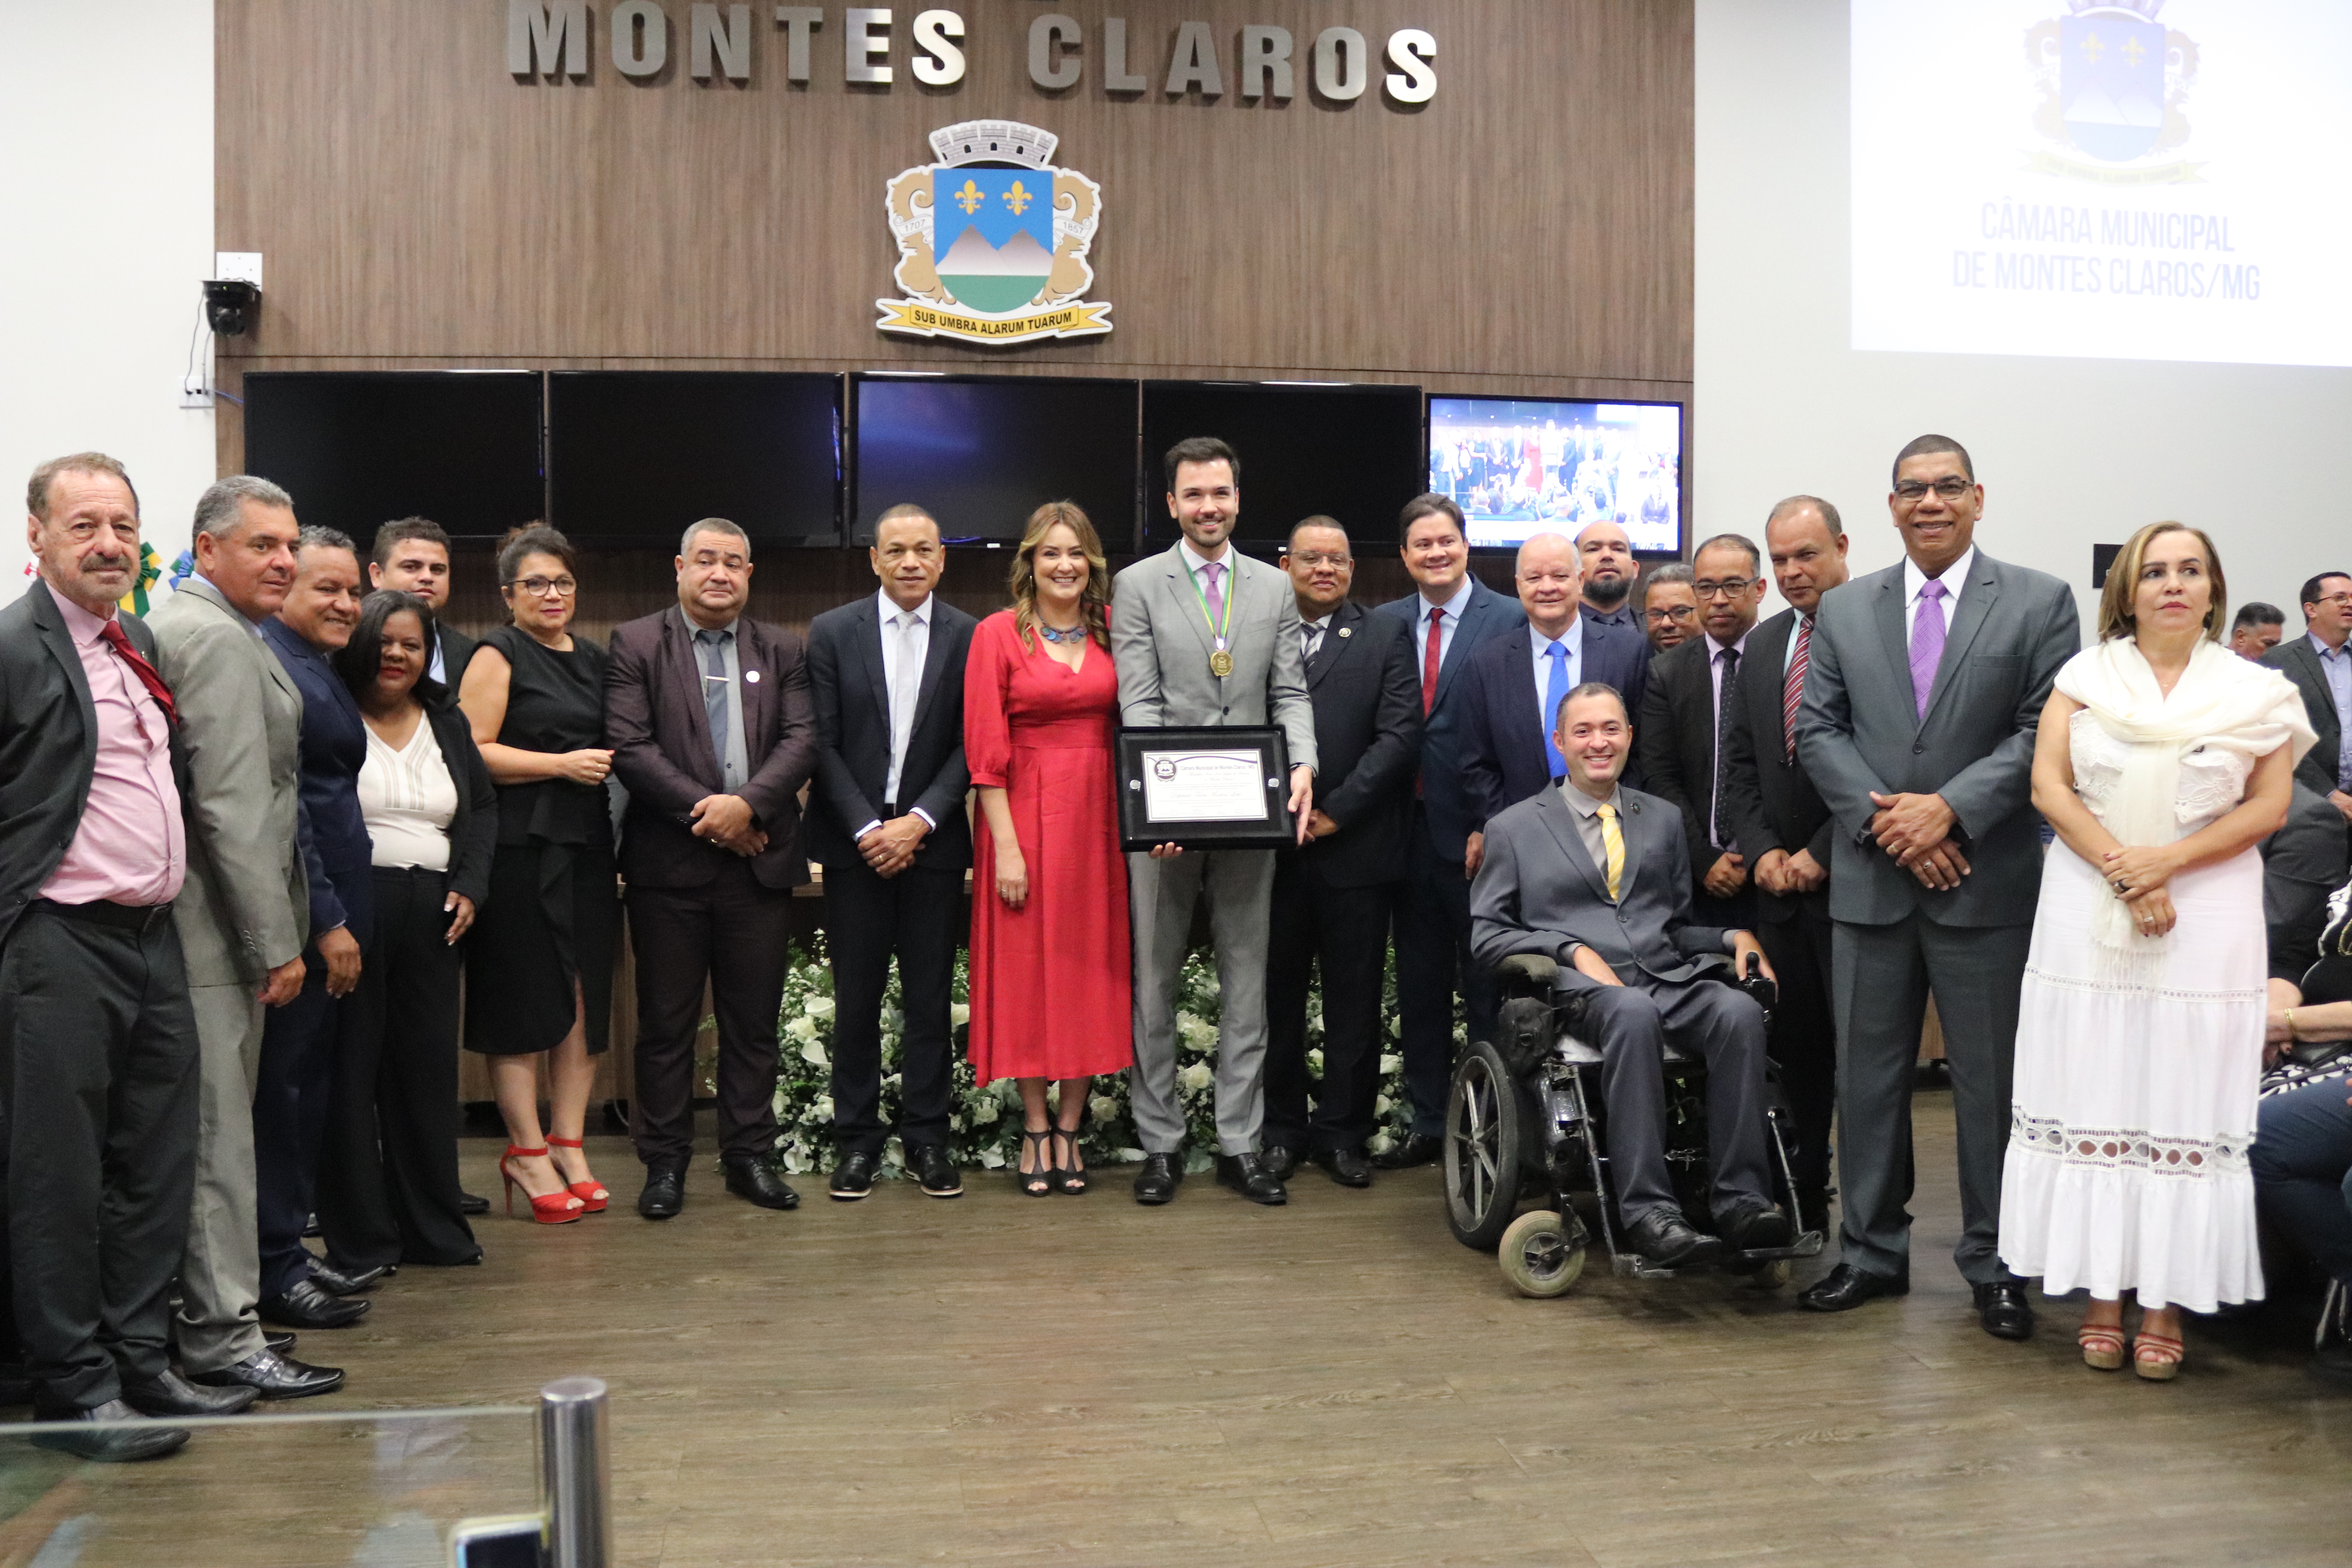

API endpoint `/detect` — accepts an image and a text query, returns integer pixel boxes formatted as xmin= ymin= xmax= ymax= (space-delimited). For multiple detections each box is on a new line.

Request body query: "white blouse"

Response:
xmin=360 ymin=716 xmax=459 ymax=872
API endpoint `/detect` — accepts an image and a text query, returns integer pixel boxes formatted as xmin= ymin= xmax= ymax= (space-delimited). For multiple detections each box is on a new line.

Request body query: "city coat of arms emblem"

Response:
xmin=877 ymin=121 xmax=1112 ymax=345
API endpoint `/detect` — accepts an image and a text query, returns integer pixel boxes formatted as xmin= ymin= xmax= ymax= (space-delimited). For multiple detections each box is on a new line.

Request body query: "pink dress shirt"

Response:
xmin=38 ymin=592 xmax=186 ymax=907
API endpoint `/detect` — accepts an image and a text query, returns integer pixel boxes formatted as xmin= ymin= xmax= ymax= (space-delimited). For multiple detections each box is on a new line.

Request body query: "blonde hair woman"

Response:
xmin=2001 ymin=523 xmax=2313 ymax=1377
xmin=962 ymin=503 xmax=1132 ymax=1196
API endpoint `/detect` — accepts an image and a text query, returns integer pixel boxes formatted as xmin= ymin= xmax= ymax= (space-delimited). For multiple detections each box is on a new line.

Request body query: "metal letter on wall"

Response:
xmin=876 ymin=119 xmax=1112 ymax=345
xmin=691 ymin=3 xmax=752 ymax=81
xmin=1239 ymin=25 xmax=1294 ymax=102
xmin=1028 ymin=14 xmax=1081 ymax=91
xmin=912 ymin=10 xmax=966 ymax=86
xmin=846 ymin=8 xmax=893 ymax=85
xmin=1164 ymin=20 xmax=1223 ymax=99
xmin=774 ymin=5 xmax=822 ymax=83
xmin=509 ymin=0 xmax=590 ymax=78
xmin=1312 ymin=26 xmax=1368 ymax=102
xmin=1385 ymin=29 xmax=1437 ymax=104
xmin=611 ymin=0 xmax=668 ymax=77
xmin=1100 ymin=17 xmax=1146 ymax=93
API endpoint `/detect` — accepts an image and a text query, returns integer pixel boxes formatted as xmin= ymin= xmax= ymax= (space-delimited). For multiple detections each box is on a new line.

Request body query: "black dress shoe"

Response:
xmin=121 ymin=1370 xmax=259 ymax=1417
xmin=264 ymin=1331 xmax=296 ymax=1356
xmin=29 ymin=1398 xmax=187 ymax=1462
xmin=1717 ymin=1197 xmax=1794 ymax=1252
xmin=1624 ymin=1210 xmax=1723 ymax=1267
xmin=307 ymin=1261 xmax=388 ymax=1296
xmin=1372 ymin=1132 xmax=1442 ymax=1171
xmin=829 ymin=1150 xmax=878 ymax=1200
xmin=1132 ymin=1152 xmax=1182 ymax=1205
xmin=189 ymin=1349 xmax=345 ymax=1401
xmin=1798 ymin=1261 xmax=1911 ymax=1312
xmin=908 ymin=1142 xmax=963 ymax=1198
xmin=260 ymin=1278 xmax=371 ymax=1330
xmin=638 ymin=1163 xmax=685 ymax=1220
xmin=1215 ymin=1153 xmax=1288 ymax=1206
xmin=459 ymin=1190 xmax=491 ymax=1216
xmin=1260 ymin=1144 xmax=1300 ymax=1181
xmin=722 ymin=1153 xmax=801 ymax=1210
xmin=1313 ymin=1147 xmax=1374 ymax=1188
xmin=1974 ymin=1279 xmax=2036 ymax=1341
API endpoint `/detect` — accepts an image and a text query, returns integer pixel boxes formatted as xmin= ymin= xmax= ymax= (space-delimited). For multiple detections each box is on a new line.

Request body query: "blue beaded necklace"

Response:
xmin=1037 ymin=619 xmax=1088 ymax=644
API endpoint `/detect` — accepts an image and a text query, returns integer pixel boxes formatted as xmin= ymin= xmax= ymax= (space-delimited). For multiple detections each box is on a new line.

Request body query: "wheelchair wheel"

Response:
xmin=1498 ymin=1209 xmax=1585 ymax=1298
xmin=1444 ymin=1040 xmax=1528 ymax=1251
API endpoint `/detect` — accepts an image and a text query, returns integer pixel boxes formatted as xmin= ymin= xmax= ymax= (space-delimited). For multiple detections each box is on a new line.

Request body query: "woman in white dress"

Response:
xmin=2001 ymin=522 xmax=2312 ymax=1379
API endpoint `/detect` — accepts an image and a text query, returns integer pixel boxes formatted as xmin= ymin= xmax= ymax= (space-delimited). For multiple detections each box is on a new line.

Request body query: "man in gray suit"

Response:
xmin=1794 ymin=434 xmax=2080 ymax=1339
xmin=1113 ymin=437 xmax=1317 ymax=1207
xmin=147 ymin=477 xmax=343 ymax=1399
xmin=1471 ymin=682 xmax=1788 ymax=1266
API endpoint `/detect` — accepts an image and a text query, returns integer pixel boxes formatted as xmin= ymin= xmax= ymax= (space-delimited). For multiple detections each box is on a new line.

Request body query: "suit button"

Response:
xmin=1912 ymin=743 xmax=1925 ymax=754
xmin=1222 ymin=707 xmax=1230 ymax=717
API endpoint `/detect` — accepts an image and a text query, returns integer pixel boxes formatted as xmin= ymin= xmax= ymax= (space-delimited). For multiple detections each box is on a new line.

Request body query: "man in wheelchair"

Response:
xmin=1469 ymin=682 xmax=1793 ymax=1268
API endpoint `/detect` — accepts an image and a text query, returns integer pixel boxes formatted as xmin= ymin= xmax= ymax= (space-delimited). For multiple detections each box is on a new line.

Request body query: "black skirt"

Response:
xmin=463 ymin=837 xmax=619 ymax=1056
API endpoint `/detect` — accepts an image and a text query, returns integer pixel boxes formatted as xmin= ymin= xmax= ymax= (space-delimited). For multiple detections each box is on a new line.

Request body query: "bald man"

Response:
xmin=1576 ymin=521 xmax=1647 ymax=652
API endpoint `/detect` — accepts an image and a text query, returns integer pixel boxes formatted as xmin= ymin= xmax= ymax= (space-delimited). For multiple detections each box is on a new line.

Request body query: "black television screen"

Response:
xmin=548 ymin=372 xmax=842 ymax=546
xmin=1428 ymin=395 xmax=1684 ymax=553
xmin=1139 ymin=382 xmax=1424 ymax=548
xmin=241 ymin=372 xmax=544 ymax=545
xmin=851 ymin=375 xmax=1139 ymax=546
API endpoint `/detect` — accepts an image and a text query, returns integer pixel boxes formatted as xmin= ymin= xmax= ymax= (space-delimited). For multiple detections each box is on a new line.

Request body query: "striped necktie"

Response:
xmin=1782 ymin=615 xmax=1811 ymax=762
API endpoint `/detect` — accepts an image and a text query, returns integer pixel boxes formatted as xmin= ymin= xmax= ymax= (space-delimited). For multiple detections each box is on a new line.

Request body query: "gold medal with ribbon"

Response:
xmin=1187 ymin=556 xmax=1237 ymax=680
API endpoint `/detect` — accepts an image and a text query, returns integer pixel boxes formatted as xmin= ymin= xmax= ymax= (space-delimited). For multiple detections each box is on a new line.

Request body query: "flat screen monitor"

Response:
xmin=241 ymin=372 xmax=545 ymax=545
xmin=1138 ymin=382 xmax=1424 ymax=547
xmin=548 ymin=372 xmax=842 ymax=546
xmin=1428 ymin=396 xmax=1684 ymax=553
xmin=851 ymin=375 xmax=1139 ymax=546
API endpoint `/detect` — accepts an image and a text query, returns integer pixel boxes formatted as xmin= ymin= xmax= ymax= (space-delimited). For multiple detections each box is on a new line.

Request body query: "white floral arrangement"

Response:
xmin=767 ymin=935 xmax=1439 ymax=1180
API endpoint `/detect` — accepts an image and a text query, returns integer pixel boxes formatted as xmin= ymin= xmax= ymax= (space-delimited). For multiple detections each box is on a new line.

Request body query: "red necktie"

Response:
xmin=1782 ymin=615 xmax=1810 ymax=762
xmin=98 ymin=618 xmax=178 ymax=727
xmin=1421 ymin=606 xmax=1445 ymax=716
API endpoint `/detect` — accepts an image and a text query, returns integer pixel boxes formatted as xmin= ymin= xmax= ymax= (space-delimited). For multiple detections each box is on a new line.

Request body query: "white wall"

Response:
xmin=1693 ymin=0 xmax=2352 ymax=630
xmin=0 ymin=2 xmax=214 ymax=593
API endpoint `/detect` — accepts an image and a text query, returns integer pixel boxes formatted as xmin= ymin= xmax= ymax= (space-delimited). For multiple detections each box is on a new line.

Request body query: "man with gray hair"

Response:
xmin=148 ymin=475 xmax=345 ymax=1399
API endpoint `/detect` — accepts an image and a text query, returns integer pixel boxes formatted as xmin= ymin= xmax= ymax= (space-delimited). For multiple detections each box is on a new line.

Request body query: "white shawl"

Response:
xmin=2055 ymin=636 xmax=2315 ymax=960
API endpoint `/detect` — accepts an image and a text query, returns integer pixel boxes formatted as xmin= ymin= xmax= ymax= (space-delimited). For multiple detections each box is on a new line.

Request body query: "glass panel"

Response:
xmin=0 ymin=1405 xmax=536 ymax=1567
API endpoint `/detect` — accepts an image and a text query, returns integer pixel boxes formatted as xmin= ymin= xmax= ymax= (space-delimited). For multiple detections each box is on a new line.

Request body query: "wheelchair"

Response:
xmin=1441 ymin=952 xmax=1824 ymax=1298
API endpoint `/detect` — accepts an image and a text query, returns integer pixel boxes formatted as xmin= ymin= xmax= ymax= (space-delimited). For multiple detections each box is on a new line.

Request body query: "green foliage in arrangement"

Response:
xmin=764 ymin=935 xmax=1442 ymax=1180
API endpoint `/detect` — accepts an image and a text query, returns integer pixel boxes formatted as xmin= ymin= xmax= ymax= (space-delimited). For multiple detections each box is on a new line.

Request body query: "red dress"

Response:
xmin=963 ymin=610 xmax=1133 ymax=1083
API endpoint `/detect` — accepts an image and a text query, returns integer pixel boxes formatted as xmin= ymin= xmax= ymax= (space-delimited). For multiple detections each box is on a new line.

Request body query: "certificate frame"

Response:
xmin=1115 ymin=726 xmax=1295 ymax=852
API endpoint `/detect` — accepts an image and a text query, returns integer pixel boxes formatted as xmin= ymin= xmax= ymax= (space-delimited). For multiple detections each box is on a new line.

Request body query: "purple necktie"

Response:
xmin=1200 ymin=560 xmax=1225 ymax=626
xmin=1909 ymin=579 xmax=1947 ymax=720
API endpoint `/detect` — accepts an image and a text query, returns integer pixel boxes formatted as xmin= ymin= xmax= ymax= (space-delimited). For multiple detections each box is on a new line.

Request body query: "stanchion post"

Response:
xmin=540 ymin=1376 xmax=610 ymax=1568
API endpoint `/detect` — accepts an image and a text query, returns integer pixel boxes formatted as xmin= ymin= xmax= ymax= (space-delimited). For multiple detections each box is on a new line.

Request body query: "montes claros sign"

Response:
xmin=507 ymin=3 xmax=1439 ymax=105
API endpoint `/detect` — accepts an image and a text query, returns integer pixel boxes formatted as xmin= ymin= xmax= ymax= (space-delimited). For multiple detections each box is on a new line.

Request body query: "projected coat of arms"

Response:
xmin=2024 ymin=0 xmax=2202 ymax=183
xmin=877 ymin=121 xmax=1111 ymax=345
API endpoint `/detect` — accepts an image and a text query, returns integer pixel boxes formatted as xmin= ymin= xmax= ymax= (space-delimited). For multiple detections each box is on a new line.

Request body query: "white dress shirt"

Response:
xmin=1528 ymin=616 xmax=1584 ymax=738
xmin=1902 ymin=544 xmax=1977 ymax=641
xmin=859 ymin=588 xmax=938 ymax=838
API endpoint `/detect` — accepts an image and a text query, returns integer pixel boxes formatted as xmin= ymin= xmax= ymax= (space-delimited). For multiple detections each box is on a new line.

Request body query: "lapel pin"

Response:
xmin=1338 ymin=627 xmax=1352 ymax=637
xmin=745 ymin=670 xmax=761 ymax=684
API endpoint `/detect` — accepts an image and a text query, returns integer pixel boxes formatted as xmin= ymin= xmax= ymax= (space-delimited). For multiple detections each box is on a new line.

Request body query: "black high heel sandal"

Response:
xmin=1051 ymin=1125 xmax=1088 ymax=1195
xmin=1018 ymin=1128 xmax=1054 ymax=1197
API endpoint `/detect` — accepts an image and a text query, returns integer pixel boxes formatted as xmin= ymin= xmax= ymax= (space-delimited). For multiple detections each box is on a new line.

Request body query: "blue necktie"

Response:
xmin=1542 ymin=641 xmax=1570 ymax=780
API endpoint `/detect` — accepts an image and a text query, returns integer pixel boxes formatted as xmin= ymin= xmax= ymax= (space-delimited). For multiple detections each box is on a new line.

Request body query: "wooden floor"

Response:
xmin=7 ymin=1095 xmax=2352 ymax=1567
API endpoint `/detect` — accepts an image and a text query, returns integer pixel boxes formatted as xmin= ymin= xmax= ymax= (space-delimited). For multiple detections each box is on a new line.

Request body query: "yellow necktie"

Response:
xmin=1597 ymin=802 xmax=1624 ymax=903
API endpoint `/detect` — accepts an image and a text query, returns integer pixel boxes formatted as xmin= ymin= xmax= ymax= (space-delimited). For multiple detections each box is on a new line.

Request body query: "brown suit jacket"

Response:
xmin=604 ymin=606 xmax=817 ymax=891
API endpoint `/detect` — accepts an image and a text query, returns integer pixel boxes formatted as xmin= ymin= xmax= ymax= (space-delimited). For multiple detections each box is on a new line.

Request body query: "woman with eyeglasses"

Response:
xmin=456 ymin=526 xmax=618 ymax=1224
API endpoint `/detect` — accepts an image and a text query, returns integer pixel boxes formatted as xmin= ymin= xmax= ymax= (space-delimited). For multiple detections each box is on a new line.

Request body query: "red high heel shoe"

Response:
xmin=501 ymin=1146 xmax=585 ymax=1224
xmin=546 ymin=1136 xmax=609 ymax=1213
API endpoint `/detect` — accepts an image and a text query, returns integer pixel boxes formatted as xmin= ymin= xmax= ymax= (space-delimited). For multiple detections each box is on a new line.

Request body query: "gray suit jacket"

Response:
xmin=147 ymin=577 xmax=310 ymax=986
xmin=1469 ymin=784 xmax=1735 ymax=988
xmin=2263 ymin=634 xmax=2345 ymax=800
xmin=1111 ymin=545 xmax=1317 ymax=775
xmin=1795 ymin=550 xmax=2079 ymax=928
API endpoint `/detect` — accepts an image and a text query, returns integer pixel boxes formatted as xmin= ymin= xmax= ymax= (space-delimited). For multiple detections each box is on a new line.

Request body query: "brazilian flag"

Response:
xmin=118 ymin=542 xmax=163 ymax=618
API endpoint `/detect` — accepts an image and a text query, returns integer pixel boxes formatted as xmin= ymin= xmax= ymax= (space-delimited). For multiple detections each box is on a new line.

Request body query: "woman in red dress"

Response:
xmin=964 ymin=502 xmax=1133 ymax=1197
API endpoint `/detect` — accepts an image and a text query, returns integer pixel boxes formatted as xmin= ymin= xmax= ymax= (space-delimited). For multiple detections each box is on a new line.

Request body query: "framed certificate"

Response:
xmin=1116 ymin=727 xmax=1296 ymax=852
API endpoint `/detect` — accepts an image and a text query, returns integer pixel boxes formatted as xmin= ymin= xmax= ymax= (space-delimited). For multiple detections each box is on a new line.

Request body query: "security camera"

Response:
xmin=203 ymin=279 xmax=260 ymax=337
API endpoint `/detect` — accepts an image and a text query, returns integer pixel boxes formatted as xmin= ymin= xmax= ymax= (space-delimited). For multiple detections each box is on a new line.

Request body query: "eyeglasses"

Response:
xmin=2311 ymin=593 xmax=2352 ymax=610
xmin=1893 ymin=477 xmax=1974 ymax=502
xmin=1691 ymin=579 xmax=1760 ymax=600
xmin=1644 ymin=604 xmax=1698 ymax=624
xmin=1287 ymin=551 xmax=1351 ymax=568
xmin=510 ymin=576 xmax=578 ymax=598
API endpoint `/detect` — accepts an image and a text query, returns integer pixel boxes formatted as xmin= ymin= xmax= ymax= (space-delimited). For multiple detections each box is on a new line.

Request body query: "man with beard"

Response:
xmin=1576 ymin=520 xmax=1647 ymax=653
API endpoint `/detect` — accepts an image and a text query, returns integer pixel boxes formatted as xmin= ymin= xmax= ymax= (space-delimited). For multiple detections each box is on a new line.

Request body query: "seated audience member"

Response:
xmin=1469 ymin=682 xmax=1789 ymax=1267
xmin=2257 ymin=870 xmax=2352 ymax=1385
xmin=315 ymin=591 xmax=495 ymax=1272
xmin=369 ymin=517 xmax=474 ymax=684
xmin=1638 ymin=563 xmax=1700 ymax=654
xmin=2230 ymin=601 xmax=2285 ymax=661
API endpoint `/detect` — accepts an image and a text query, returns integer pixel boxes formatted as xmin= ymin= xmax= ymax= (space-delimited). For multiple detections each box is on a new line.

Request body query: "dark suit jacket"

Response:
xmin=2264 ymin=634 xmax=2346 ymax=800
xmin=1374 ymin=579 xmax=1527 ymax=862
xmin=804 ymin=592 xmax=978 ymax=871
xmin=1459 ymin=614 xmax=1650 ymax=834
xmin=1469 ymin=784 xmax=1731 ymax=988
xmin=436 ymin=622 xmax=478 ymax=690
xmin=0 ymin=581 xmax=188 ymax=948
xmin=605 ymin=606 xmax=818 ymax=891
xmin=1637 ymin=631 xmax=1757 ymax=881
xmin=264 ymin=617 xmax=374 ymax=940
xmin=1282 ymin=602 xmax=1423 ymax=888
xmin=1719 ymin=610 xmax=1834 ymax=925
xmin=421 ymin=694 xmax=501 ymax=911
